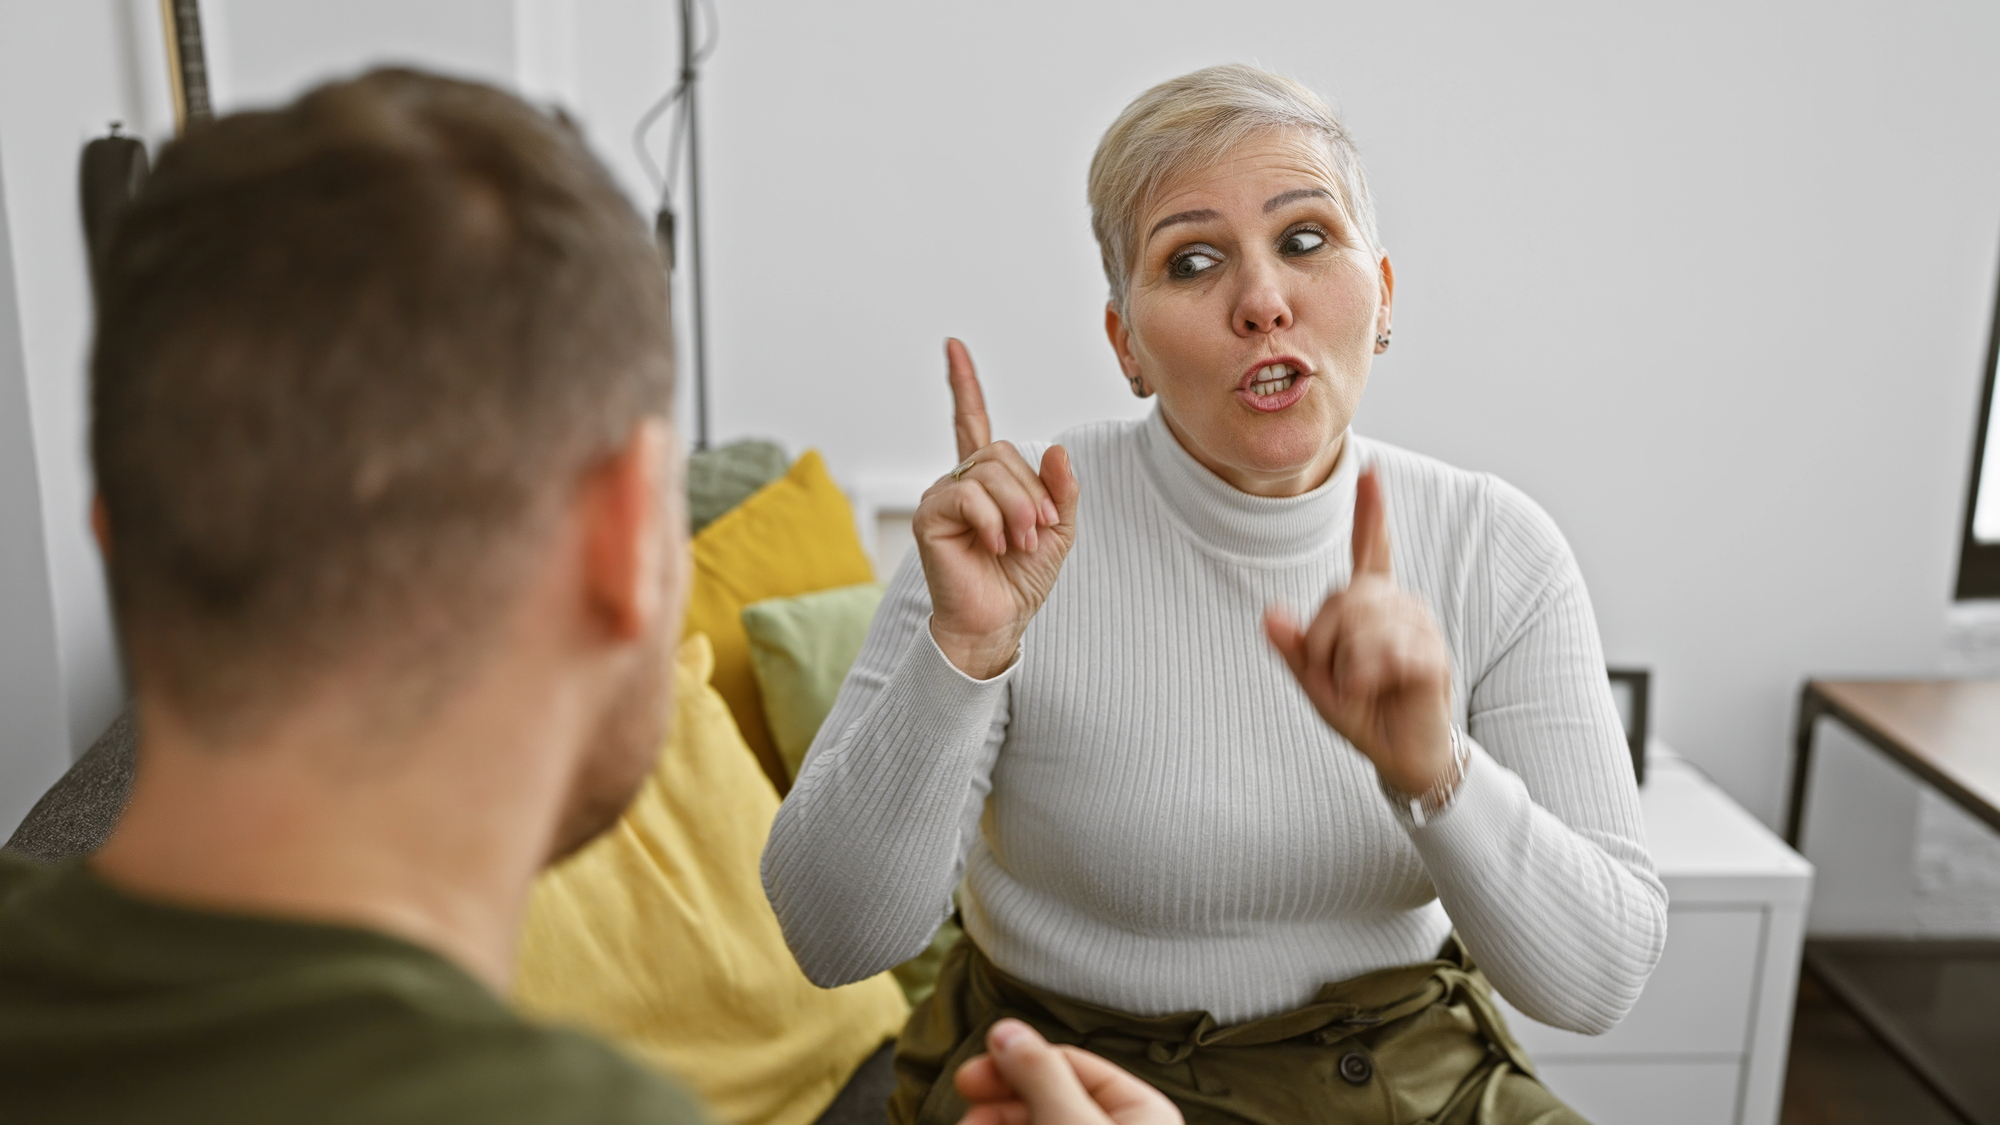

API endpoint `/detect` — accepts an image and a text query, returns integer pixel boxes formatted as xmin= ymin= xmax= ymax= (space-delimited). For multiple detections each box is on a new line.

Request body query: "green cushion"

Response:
xmin=687 ymin=439 xmax=789 ymax=533
xmin=890 ymin=913 xmax=964 ymax=1008
xmin=741 ymin=583 xmax=886 ymax=782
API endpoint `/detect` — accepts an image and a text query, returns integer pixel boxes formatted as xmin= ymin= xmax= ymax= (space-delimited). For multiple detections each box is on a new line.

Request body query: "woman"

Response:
xmin=764 ymin=65 xmax=1665 ymax=1125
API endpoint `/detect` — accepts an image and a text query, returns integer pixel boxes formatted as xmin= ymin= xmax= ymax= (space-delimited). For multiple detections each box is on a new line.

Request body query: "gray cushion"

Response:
xmin=4 ymin=705 xmax=138 ymax=862
xmin=688 ymin=439 xmax=789 ymax=532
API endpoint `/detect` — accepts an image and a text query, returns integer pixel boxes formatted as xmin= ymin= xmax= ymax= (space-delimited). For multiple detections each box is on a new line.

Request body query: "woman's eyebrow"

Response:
xmin=1147 ymin=208 xmax=1219 ymax=241
xmin=1265 ymin=188 xmax=1332 ymax=212
xmin=1145 ymin=188 xmax=1334 ymax=244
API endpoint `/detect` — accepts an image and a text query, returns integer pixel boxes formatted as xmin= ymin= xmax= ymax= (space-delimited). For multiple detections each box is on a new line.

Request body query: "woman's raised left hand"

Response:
xmin=1263 ymin=469 xmax=1456 ymax=796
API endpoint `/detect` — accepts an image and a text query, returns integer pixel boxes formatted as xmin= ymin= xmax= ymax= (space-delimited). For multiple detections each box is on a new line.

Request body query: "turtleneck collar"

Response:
xmin=1134 ymin=405 xmax=1359 ymax=561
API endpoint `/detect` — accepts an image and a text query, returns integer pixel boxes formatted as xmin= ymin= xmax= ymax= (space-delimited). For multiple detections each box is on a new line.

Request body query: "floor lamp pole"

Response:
xmin=681 ymin=0 xmax=710 ymax=452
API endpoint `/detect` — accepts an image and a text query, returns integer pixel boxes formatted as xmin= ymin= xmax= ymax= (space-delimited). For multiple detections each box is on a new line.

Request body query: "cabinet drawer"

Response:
xmin=1495 ymin=908 xmax=1763 ymax=1057
xmin=1536 ymin=1060 xmax=1741 ymax=1125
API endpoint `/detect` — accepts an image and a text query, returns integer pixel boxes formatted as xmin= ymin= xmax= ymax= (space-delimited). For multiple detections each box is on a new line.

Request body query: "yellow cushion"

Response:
xmin=514 ymin=634 xmax=909 ymax=1125
xmin=684 ymin=450 xmax=875 ymax=790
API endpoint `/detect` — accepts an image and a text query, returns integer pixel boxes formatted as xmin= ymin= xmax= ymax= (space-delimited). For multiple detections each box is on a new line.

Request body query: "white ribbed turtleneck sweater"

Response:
xmin=763 ymin=410 xmax=1667 ymax=1033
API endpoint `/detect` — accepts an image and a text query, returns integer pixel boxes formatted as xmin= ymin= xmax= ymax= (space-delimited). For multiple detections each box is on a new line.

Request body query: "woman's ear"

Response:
xmin=1104 ymin=302 xmax=1144 ymax=386
xmin=1375 ymin=253 xmax=1396 ymax=342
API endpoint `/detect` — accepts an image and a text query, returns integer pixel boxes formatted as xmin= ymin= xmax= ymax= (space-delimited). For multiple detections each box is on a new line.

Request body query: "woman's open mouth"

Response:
xmin=1236 ymin=359 xmax=1311 ymax=413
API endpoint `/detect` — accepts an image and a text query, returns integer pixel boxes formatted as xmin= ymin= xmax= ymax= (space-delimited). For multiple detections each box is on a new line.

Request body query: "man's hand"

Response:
xmin=916 ymin=339 xmax=1080 ymax=679
xmin=954 ymin=1019 xmax=1182 ymax=1125
xmin=1263 ymin=468 xmax=1456 ymax=796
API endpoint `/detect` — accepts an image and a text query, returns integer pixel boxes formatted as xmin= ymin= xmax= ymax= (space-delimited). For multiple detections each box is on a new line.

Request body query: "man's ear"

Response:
xmin=1104 ymin=302 xmax=1143 ymax=383
xmin=91 ymin=494 xmax=111 ymax=559
xmin=581 ymin=419 xmax=675 ymax=642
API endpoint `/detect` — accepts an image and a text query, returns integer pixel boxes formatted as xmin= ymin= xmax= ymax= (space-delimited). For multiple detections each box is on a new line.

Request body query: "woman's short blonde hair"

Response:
xmin=1087 ymin=64 xmax=1378 ymax=315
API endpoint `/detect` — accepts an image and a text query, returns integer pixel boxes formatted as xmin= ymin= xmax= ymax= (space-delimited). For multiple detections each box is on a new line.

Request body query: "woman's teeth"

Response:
xmin=1250 ymin=364 xmax=1298 ymax=396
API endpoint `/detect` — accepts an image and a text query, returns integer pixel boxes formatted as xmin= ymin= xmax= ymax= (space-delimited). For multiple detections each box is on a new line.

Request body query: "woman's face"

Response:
xmin=1107 ymin=130 xmax=1393 ymax=498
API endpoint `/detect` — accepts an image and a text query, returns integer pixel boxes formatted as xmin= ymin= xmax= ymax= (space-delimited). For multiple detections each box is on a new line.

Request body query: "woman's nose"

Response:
xmin=1233 ymin=260 xmax=1293 ymax=336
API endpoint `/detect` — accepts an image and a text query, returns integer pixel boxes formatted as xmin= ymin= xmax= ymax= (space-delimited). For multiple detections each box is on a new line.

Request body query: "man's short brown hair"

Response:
xmin=91 ymin=69 xmax=673 ymax=727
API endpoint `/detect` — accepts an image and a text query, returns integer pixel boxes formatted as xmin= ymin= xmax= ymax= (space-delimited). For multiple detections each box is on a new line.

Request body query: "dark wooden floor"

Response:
xmin=1781 ymin=970 xmax=1966 ymax=1125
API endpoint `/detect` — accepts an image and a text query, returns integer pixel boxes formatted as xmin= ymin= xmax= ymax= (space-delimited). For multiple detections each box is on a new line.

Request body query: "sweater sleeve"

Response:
xmin=760 ymin=547 xmax=1012 ymax=988
xmin=1401 ymin=480 xmax=1668 ymax=1036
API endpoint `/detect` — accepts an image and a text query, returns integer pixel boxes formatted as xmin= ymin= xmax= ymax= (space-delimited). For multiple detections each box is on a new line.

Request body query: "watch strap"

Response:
xmin=1382 ymin=725 xmax=1471 ymax=829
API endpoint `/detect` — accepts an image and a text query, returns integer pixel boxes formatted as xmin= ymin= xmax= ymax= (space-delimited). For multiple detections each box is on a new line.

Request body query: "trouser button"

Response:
xmin=1338 ymin=1050 xmax=1374 ymax=1085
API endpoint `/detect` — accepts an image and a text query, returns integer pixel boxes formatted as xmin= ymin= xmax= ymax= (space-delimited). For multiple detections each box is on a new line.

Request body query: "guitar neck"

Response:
xmin=160 ymin=0 xmax=212 ymax=132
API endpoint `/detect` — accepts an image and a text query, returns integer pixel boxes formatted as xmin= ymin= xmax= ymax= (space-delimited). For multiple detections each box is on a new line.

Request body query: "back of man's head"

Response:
xmin=91 ymin=69 xmax=673 ymax=736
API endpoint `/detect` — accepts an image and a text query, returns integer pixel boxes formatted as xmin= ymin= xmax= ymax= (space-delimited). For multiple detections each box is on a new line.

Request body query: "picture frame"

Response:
xmin=1606 ymin=667 xmax=1650 ymax=785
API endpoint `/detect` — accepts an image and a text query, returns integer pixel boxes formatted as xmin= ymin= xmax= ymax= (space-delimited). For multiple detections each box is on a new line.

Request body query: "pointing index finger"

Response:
xmin=946 ymin=337 xmax=991 ymax=460
xmin=1352 ymin=467 xmax=1392 ymax=578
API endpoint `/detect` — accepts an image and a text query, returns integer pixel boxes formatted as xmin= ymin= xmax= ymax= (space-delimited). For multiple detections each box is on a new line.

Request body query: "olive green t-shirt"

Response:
xmin=0 ymin=851 xmax=709 ymax=1124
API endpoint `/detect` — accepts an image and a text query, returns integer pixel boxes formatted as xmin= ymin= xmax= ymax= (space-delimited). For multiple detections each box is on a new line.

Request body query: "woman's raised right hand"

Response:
xmin=916 ymin=339 xmax=1080 ymax=680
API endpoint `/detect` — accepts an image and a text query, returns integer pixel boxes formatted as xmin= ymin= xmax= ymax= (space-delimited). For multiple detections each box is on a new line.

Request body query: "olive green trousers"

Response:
xmin=888 ymin=935 xmax=1588 ymax=1125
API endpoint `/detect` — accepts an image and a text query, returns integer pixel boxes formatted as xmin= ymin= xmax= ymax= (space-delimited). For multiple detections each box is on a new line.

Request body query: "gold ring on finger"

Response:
xmin=950 ymin=456 xmax=978 ymax=482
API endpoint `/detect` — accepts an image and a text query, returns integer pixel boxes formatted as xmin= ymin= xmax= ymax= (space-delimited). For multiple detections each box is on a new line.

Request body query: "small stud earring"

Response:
xmin=1129 ymin=375 xmax=1152 ymax=398
xmin=1375 ymin=327 xmax=1392 ymax=350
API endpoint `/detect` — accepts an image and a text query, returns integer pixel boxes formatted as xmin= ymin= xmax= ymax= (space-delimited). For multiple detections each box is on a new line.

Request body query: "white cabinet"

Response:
xmin=1493 ymin=746 xmax=1814 ymax=1125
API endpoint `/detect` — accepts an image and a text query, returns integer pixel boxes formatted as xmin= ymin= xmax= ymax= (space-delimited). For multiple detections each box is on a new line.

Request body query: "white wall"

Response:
xmin=0 ymin=0 xmax=177 ymax=833
xmin=0 ymin=144 xmax=70 ymax=837
xmin=691 ymin=0 xmax=2000 ymax=837
xmin=4 ymin=0 xmax=1998 ymax=902
xmin=0 ymin=0 xmax=686 ymax=835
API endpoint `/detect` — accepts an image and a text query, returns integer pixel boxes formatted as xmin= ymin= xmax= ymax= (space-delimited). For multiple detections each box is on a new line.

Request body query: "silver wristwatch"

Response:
xmin=1382 ymin=725 xmax=1471 ymax=829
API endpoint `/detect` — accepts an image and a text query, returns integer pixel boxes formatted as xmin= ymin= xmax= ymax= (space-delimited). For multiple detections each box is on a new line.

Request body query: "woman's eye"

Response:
xmin=1281 ymin=228 xmax=1327 ymax=255
xmin=1169 ymin=248 xmax=1221 ymax=279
